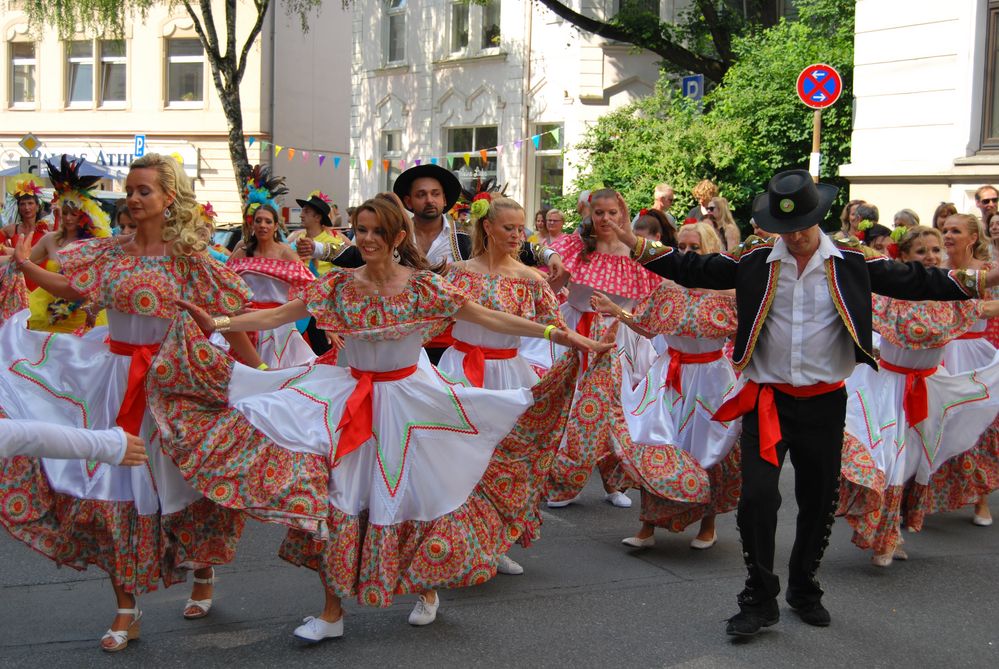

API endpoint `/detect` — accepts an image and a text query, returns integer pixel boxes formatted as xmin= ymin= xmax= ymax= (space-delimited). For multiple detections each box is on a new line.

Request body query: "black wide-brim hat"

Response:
xmin=295 ymin=195 xmax=333 ymax=227
xmin=392 ymin=164 xmax=462 ymax=213
xmin=751 ymin=169 xmax=839 ymax=234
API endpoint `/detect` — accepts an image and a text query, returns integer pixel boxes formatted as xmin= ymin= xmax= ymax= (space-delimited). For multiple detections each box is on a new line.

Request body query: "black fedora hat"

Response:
xmin=295 ymin=192 xmax=333 ymax=227
xmin=751 ymin=169 xmax=839 ymax=234
xmin=392 ymin=164 xmax=462 ymax=213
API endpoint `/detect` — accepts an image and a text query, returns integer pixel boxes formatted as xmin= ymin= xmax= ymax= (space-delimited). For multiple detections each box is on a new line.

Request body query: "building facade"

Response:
xmin=841 ymin=0 xmax=999 ymax=222
xmin=0 ymin=1 xmax=351 ymax=226
xmin=349 ymin=0 xmax=670 ymax=218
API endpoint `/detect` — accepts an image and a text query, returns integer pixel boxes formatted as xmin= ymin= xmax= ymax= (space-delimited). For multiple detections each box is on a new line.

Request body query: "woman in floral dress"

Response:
xmin=0 ymin=153 xmax=261 ymax=652
xmin=150 ymin=196 xmax=604 ymax=644
xmin=437 ymin=195 xmax=567 ymax=575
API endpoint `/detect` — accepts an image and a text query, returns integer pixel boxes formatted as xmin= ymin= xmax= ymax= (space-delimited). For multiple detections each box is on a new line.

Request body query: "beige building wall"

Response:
xmin=840 ymin=0 xmax=997 ymax=223
xmin=0 ymin=1 xmax=351 ymax=227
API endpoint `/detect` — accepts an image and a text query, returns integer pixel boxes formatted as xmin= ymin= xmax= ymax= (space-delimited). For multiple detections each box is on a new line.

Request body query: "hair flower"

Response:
xmin=639 ymin=208 xmax=649 ymax=217
xmin=470 ymin=198 xmax=490 ymax=221
xmin=857 ymin=219 xmax=873 ymax=231
xmin=889 ymin=225 xmax=907 ymax=242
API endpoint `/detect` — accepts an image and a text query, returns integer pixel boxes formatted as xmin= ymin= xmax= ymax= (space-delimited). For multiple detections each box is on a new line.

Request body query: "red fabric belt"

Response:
xmin=453 ymin=340 xmax=518 ymax=388
xmin=426 ymin=323 xmax=457 ymax=350
xmin=576 ymin=311 xmax=597 ymax=372
xmin=878 ymin=360 xmax=937 ymax=426
xmin=335 ymin=365 xmax=418 ymax=462
xmin=957 ymin=331 xmax=985 ymax=340
xmin=712 ymin=380 xmax=845 ymax=467
xmin=665 ymin=348 xmax=724 ymax=394
xmin=108 ymin=339 xmax=161 ymax=436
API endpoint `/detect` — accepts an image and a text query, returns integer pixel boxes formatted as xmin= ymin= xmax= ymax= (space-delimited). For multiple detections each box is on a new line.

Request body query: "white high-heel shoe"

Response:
xmin=184 ymin=568 xmax=215 ymax=619
xmin=101 ymin=608 xmax=142 ymax=652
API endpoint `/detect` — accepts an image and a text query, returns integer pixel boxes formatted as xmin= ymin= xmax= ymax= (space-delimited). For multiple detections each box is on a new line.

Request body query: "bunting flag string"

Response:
xmin=243 ymin=127 xmax=562 ymax=174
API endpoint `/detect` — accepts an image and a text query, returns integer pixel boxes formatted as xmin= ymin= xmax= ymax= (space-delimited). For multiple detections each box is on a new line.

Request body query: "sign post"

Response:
xmin=796 ymin=63 xmax=842 ymax=182
xmin=134 ymin=134 xmax=146 ymax=158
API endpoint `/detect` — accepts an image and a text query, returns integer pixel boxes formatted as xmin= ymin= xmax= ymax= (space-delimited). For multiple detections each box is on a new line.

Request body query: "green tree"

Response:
xmin=18 ymin=0 xmax=326 ymax=188
xmin=534 ymin=0 xmax=785 ymax=83
xmin=561 ymin=0 xmax=854 ymax=231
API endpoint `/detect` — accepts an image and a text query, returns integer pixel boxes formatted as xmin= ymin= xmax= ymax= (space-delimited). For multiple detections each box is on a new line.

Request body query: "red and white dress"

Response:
xmin=213 ymin=256 xmax=316 ymax=368
xmin=147 ymin=268 xmax=578 ymax=606
xmin=623 ymin=283 xmax=741 ymax=530
xmin=0 ymin=261 xmax=27 ymax=324
xmin=839 ymin=296 xmax=999 ymax=553
xmin=522 ymin=233 xmax=681 ymax=504
xmin=0 ymin=238 xmax=248 ymax=594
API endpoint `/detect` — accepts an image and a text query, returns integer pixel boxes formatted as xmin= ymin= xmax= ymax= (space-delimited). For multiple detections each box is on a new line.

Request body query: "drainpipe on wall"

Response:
xmin=521 ymin=0 xmax=533 ymax=213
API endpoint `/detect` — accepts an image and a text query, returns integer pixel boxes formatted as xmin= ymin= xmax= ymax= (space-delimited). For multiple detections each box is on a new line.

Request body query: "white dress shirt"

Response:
xmin=743 ymin=234 xmax=857 ymax=386
xmin=0 ymin=420 xmax=127 ymax=464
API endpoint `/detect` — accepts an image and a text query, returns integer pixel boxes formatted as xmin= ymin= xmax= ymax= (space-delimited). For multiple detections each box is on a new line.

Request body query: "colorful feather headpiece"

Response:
xmin=13 ymin=178 xmax=42 ymax=199
xmin=44 ymin=155 xmax=110 ymax=238
xmin=241 ymin=165 xmax=288 ymax=218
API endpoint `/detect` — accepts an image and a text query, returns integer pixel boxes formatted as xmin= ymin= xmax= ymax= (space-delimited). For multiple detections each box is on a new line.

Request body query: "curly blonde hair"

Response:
xmin=681 ymin=221 xmax=723 ymax=254
xmin=692 ymin=179 xmax=719 ymax=204
xmin=946 ymin=213 xmax=991 ymax=262
xmin=129 ymin=153 xmax=207 ymax=256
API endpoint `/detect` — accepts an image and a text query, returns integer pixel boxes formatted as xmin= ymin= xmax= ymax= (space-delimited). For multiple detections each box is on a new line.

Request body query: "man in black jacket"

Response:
xmin=611 ymin=170 xmax=997 ymax=638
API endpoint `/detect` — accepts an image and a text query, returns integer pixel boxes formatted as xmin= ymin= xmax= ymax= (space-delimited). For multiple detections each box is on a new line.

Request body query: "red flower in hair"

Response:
xmin=639 ymin=208 xmax=649 ymax=217
xmin=683 ymin=217 xmax=698 ymax=225
xmin=886 ymin=243 xmax=899 ymax=259
xmin=471 ymin=192 xmax=492 ymax=203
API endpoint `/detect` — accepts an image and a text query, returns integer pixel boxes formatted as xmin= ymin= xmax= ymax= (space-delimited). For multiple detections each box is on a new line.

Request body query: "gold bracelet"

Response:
xmin=618 ymin=309 xmax=634 ymax=322
xmin=257 ymin=362 xmax=269 ymax=371
xmin=543 ymin=324 xmax=557 ymax=341
xmin=211 ymin=315 xmax=232 ymax=333
xmin=631 ymin=237 xmax=647 ymax=260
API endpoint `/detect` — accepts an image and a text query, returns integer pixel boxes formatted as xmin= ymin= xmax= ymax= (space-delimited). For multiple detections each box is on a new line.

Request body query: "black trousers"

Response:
xmin=424 ymin=346 xmax=447 ymax=366
xmin=304 ymin=317 xmax=332 ymax=356
xmin=736 ymin=386 xmax=846 ymax=608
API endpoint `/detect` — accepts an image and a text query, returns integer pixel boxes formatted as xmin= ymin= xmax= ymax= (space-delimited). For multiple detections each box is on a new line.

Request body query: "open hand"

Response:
xmin=119 ymin=432 xmax=148 ymax=466
xmin=606 ymin=197 xmax=638 ymax=249
xmin=296 ymin=237 xmax=316 ymax=260
xmin=12 ymin=234 xmax=31 ymax=267
xmin=176 ymin=299 xmax=215 ymax=336
xmin=589 ymin=291 xmax=620 ymax=317
xmin=552 ymin=327 xmax=615 ymax=354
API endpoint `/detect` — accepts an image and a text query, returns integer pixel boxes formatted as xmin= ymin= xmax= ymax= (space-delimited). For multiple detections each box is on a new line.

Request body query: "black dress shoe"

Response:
xmin=725 ymin=599 xmax=779 ymax=636
xmin=790 ymin=601 xmax=831 ymax=627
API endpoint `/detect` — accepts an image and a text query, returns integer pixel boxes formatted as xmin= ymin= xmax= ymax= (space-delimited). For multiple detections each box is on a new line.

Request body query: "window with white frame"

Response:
xmin=67 ymin=40 xmax=94 ymax=106
xmin=166 ymin=38 xmax=204 ymax=106
xmin=445 ymin=126 xmax=498 ymax=189
xmin=100 ymin=39 xmax=127 ymax=106
xmin=385 ymin=0 xmax=406 ymax=64
xmin=450 ymin=2 xmax=469 ymax=53
xmin=382 ymin=130 xmax=403 ymax=191
xmin=984 ymin=0 xmax=999 ymax=148
xmin=449 ymin=0 xmax=501 ymax=57
xmin=534 ymin=123 xmax=564 ymax=212
xmin=10 ymin=42 xmax=36 ymax=107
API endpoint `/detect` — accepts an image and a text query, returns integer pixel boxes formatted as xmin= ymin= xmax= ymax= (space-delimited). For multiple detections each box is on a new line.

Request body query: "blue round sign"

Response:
xmin=796 ymin=64 xmax=842 ymax=109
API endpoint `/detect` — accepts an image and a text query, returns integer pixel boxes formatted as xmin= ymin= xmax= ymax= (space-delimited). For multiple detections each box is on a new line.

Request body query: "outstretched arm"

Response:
xmin=11 ymin=234 xmax=83 ymax=301
xmin=0 ymin=420 xmax=147 ymax=466
xmin=456 ymin=301 xmax=611 ymax=354
xmin=590 ymin=291 xmax=655 ymax=339
xmin=179 ymin=298 xmax=311 ymax=335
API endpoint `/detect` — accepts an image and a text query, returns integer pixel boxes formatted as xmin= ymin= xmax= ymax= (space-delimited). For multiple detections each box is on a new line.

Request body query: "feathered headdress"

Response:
xmin=456 ymin=175 xmax=507 ymax=222
xmin=13 ymin=178 xmax=42 ymax=199
xmin=45 ymin=155 xmax=110 ymax=238
xmin=241 ymin=165 xmax=288 ymax=217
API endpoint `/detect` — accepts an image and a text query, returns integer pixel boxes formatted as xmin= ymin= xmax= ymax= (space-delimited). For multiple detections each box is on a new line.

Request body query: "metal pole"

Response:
xmin=811 ymin=109 xmax=821 ymax=183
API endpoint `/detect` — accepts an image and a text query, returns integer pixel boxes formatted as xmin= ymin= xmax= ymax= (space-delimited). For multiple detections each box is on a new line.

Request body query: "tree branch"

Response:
xmin=535 ymin=0 xmax=727 ymax=82
xmin=696 ymin=0 xmax=733 ymax=65
xmin=224 ymin=0 xmax=237 ymax=61
xmin=237 ymin=0 xmax=271 ymax=83
xmin=183 ymin=1 xmax=228 ymax=96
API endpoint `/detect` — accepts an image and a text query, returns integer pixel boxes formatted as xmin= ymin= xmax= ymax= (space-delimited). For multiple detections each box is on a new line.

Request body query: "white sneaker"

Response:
xmin=605 ymin=491 xmax=632 ymax=508
xmin=408 ymin=594 xmax=439 ymax=626
xmin=689 ymin=533 xmax=718 ymax=550
xmin=496 ymin=554 xmax=524 ymax=575
xmin=293 ymin=615 xmax=343 ymax=642
xmin=546 ymin=496 xmax=576 ymax=508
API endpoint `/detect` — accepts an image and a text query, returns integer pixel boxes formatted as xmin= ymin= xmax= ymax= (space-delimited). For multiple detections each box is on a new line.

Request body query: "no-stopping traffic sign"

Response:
xmin=796 ymin=64 xmax=842 ymax=109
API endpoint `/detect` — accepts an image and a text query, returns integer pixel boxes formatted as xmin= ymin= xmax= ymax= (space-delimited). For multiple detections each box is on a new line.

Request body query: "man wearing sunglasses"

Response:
xmin=975 ymin=185 xmax=998 ymax=223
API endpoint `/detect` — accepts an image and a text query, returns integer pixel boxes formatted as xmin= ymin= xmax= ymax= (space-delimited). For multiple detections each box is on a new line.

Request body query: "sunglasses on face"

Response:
xmin=705 ymin=206 xmax=717 ymax=211
xmin=981 ymin=198 xmax=998 ymax=205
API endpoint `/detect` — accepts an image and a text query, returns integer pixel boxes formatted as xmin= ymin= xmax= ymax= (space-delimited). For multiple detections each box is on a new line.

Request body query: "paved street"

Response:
xmin=1 ymin=471 xmax=996 ymax=668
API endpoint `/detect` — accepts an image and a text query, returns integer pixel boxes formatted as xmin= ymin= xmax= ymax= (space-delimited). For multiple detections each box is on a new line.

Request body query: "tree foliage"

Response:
xmin=558 ymin=0 xmax=855 ymax=231
xmin=15 ymin=0 xmax=325 ymax=188
xmin=534 ymin=0 xmax=783 ymax=83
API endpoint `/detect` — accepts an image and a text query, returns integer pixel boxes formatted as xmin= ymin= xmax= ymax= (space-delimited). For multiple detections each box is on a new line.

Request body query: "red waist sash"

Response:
xmin=335 ymin=365 xmax=418 ymax=462
xmin=878 ymin=360 xmax=937 ymax=426
xmin=426 ymin=323 xmax=457 ymax=350
xmin=576 ymin=311 xmax=597 ymax=372
xmin=453 ymin=340 xmax=518 ymax=388
xmin=712 ymin=380 xmax=845 ymax=467
xmin=957 ymin=331 xmax=985 ymax=340
xmin=109 ymin=339 xmax=162 ymax=436
xmin=665 ymin=348 xmax=724 ymax=394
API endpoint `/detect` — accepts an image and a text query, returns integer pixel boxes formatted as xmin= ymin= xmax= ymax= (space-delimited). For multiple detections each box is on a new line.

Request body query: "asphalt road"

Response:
xmin=1 ymin=471 xmax=996 ymax=668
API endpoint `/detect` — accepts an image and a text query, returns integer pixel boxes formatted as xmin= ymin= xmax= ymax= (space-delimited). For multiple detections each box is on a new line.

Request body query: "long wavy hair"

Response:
xmin=471 ymin=195 xmax=524 ymax=260
xmin=129 ymin=153 xmax=205 ymax=256
xmin=242 ymin=203 xmax=280 ymax=258
xmin=579 ymin=188 xmax=619 ymax=262
xmin=352 ymin=197 xmax=428 ymax=270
